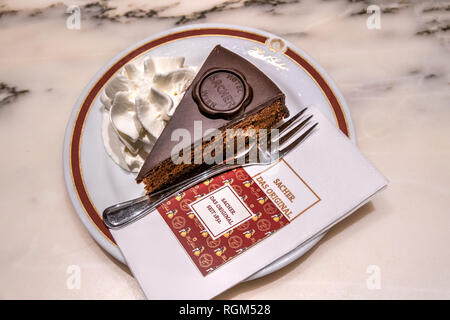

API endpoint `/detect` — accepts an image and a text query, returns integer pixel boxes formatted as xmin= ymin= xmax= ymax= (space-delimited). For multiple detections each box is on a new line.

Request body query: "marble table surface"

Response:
xmin=0 ymin=0 xmax=449 ymax=299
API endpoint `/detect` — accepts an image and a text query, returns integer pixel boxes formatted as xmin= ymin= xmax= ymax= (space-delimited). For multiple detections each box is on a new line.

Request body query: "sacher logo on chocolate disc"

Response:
xmin=193 ymin=68 xmax=252 ymax=118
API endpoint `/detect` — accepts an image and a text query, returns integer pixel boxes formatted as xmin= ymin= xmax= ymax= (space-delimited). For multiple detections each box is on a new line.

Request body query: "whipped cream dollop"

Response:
xmin=101 ymin=56 xmax=198 ymax=172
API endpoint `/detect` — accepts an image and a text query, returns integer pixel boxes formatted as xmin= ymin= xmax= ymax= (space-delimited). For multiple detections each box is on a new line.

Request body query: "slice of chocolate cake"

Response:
xmin=136 ymin=45 xmax=289 ymax=193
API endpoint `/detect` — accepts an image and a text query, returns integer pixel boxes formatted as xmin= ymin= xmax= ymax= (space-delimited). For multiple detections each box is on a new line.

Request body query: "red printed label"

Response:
xmin=157 ymin=168 xmax=289 ymax=276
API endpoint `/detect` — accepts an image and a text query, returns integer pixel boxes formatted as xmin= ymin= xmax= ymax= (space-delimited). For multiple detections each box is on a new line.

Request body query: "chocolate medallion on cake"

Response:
xmin=193 ymin=68 xmax=252 ymax=118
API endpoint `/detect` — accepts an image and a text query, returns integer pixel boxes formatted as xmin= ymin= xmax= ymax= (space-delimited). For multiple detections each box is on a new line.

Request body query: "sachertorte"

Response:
xmin=136 ymin=45 xmax=289 ymax=193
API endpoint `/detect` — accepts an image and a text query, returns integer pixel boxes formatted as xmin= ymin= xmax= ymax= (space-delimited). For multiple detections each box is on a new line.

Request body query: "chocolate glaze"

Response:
xmin=136 ymin=45 xmax=285 ymax=182
xmin=193 ymin=68 xmax=252 ymax=118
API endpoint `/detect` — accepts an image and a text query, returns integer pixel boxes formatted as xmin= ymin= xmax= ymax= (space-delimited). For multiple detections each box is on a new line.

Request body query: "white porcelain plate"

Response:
xmin=63 ymin=24 xmax=355 ymax=281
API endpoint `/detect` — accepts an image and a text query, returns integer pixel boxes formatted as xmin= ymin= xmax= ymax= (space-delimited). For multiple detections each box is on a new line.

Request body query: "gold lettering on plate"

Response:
xmin=248 ymin=46 xmax=287 ymax=71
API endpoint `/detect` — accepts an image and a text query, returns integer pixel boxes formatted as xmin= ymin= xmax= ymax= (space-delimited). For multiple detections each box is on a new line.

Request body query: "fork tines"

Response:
xmin=271 ymin=107 xmax=318 ymax=157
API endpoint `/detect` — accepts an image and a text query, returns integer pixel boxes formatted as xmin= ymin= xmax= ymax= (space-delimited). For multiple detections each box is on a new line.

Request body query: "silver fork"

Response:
xmin=103 ymin=108 xmax=318 ymax=229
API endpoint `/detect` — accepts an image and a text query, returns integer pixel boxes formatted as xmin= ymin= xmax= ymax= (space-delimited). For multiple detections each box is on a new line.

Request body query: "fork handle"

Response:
xmin=103 ymin=162 xmax=243 ymax=229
